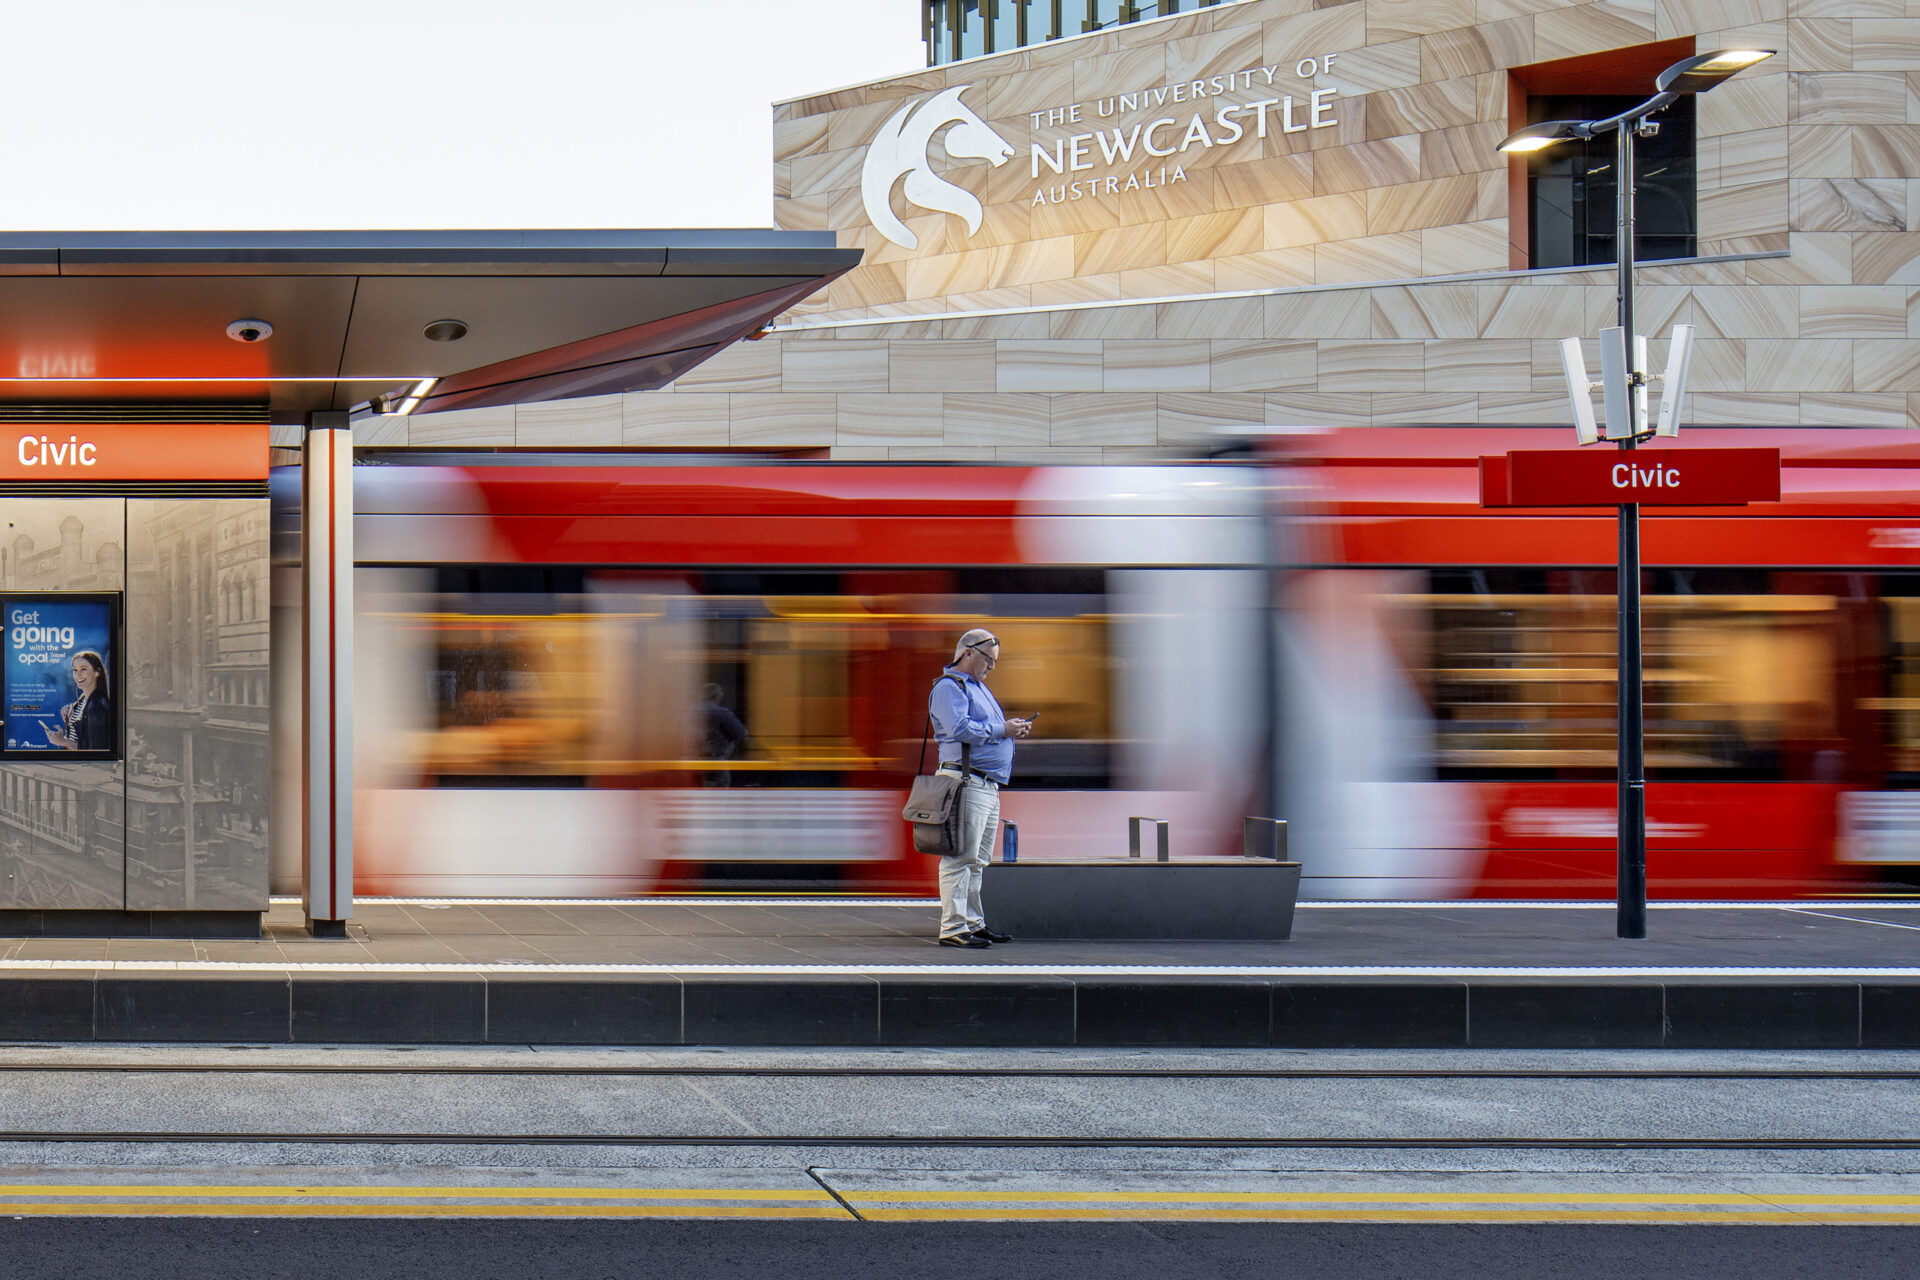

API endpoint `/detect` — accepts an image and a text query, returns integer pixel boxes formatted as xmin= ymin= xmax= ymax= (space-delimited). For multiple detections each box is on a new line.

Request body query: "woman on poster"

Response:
xmin=43 ymin=651 xmax=110 ymax=751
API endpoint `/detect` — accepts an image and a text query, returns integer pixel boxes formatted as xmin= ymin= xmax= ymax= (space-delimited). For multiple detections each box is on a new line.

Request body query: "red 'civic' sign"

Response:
xmin=1480 ymin=448 xmax=1781 ymax=508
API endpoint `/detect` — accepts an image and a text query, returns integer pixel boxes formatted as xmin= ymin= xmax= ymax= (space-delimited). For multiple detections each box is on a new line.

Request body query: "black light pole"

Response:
xmin=1613 ymin=116 xmax=1647 ymax=938
xmin=1498 ymin=49 xmax=1772 ymax=939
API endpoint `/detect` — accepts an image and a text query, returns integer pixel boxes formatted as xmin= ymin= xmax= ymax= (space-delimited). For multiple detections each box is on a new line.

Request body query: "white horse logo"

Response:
xmin=860 ymin=85 xmax=1015 ymax=251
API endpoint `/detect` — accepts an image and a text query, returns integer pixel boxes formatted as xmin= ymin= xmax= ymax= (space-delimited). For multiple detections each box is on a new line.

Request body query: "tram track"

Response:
xmin=0 ymin=1062 xmax=1911 ymax=1082
xmin=0 ymin=1131 xmax=1911 ymax=1151
xmin=0 ymin=1057 xmax=1903 ymax=1157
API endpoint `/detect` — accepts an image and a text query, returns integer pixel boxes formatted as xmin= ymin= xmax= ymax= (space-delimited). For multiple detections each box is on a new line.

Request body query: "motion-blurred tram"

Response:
xmin=272 ymin=459 xmax=1274 ymax=897
xmin=268 ymin=428 xmax=1920 ymax=900
xmin=1275 ymin=427 xmax=1920 ymax=898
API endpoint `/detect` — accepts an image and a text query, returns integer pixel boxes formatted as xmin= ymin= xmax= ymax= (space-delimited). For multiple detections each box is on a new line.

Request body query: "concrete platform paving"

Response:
xmin=1 ymin=897 xmax=1919 ymax=1047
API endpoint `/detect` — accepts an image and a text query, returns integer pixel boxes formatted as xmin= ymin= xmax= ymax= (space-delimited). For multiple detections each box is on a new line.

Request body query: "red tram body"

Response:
xmin=330 ymin=462 xmax=1269 ymax=897
xmin=1277 ymin=428 xmax=1920 ymax=898
xmin=274 ymin=432 xmax=1920 ymax=901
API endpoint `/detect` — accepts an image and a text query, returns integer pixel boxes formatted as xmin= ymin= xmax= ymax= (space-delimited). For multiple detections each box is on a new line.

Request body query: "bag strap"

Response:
xmin=918 ymin=673 xmax=971 ymax=775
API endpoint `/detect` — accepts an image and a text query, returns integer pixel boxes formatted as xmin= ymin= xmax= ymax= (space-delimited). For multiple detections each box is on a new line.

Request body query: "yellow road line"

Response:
xmin=0 ymin=1183 xmax=1917 ymax=1224
xmin=0 ymin=1202 xmax=850 ymax=1219
xmin=0 ymin=1184 xmax=828 ymax=1201
xmin=0 ymin=1201 xmax=1909 ymax=1224
xmin=844 ymin=1190 xmax=1920 ymax=1206
xmin=856 ymin=1207 xmax=1920 ymax=1225
xmin=4 ymin=1186 xmax=1919 ymax=1209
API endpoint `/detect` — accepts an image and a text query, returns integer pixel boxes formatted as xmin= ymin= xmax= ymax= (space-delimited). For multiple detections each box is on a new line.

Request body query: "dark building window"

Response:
xmin=1526 ymin=94 xmax=1696 ymax=270
xmin=926 ymin=0 xmax=1225 ymax=65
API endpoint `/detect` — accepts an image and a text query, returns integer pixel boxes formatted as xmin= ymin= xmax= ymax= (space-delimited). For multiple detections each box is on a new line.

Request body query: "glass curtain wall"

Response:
xmin=926 ymin=0 xmax=1226 ymax=64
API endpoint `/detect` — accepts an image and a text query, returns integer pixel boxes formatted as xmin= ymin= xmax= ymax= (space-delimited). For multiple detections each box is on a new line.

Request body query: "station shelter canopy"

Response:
xmin=0 ymin=229 xmax=861 ymax=417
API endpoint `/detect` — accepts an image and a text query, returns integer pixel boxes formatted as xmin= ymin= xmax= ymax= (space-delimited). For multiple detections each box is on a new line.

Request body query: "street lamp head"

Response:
xmin=1497 ymin=51 xmax=1773 ymax=155
xmin=1497 ymin=119 xmax=1592 ymax=153
xmin=1654 ymin=48 xmax=1775 ymax=94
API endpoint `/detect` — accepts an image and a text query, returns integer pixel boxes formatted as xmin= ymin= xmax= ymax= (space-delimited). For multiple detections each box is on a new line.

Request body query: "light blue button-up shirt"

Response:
xmin=930 ymin=666 xmax=1013 ymax=784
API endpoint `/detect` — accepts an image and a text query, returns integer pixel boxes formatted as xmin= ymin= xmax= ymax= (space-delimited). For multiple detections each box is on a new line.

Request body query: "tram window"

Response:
xmin=1876 ymin=577 xmax=1920 ymax=779
xmin=410 ymin=596 xmax=604 ymax=786
xmin=1412 ymin=568 xmax=1845 ymax=781
xmin=432 ymin=566 xmax=578 ymax=594
xmin=954 ymin=567 xmax=1105 ymax=594
xmin=386 ymin=566 xmax=1116 ymax=789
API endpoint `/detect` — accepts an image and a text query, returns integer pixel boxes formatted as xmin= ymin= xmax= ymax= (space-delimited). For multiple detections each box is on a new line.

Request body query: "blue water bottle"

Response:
xmin=1002 ymin=821 xmax=1018 ymax=862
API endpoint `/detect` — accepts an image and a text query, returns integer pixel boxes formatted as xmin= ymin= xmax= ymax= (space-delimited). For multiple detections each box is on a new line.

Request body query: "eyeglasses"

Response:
xmin=965 ymin=637 xmax=999 ymax=666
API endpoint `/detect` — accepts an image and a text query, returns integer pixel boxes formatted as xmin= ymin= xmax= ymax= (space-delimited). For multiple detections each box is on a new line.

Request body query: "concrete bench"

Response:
xmin=986 ymin=857 xmax=1302 ymax=940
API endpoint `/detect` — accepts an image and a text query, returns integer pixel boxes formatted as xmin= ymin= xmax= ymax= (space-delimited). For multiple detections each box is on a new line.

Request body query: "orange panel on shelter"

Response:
xmin=0 ymin=423 xmax=267 ymax=482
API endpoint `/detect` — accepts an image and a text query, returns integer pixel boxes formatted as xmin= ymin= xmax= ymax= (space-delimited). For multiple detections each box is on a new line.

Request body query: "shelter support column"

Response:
xmin=302 ymin=412 xmax=353 ymax=937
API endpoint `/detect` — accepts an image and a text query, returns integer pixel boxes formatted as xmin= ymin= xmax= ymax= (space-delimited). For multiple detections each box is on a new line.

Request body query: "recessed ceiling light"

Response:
xmin=423 ymin=319 xmax=469 ymax=342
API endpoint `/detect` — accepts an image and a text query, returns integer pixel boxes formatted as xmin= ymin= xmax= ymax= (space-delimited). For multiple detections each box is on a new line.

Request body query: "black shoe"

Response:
xmin=972 ymin=928 xmax=1012 ymax=944
xmin=938 ymin=934 xmax=991 ymax=949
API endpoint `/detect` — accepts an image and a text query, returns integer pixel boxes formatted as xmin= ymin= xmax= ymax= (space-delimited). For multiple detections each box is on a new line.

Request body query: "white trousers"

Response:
xmin=937 ymin=775 xmax=999 ymax=939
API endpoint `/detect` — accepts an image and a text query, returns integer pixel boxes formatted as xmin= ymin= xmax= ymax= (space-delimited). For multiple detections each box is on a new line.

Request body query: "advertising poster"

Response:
xmin=3 ymin=596 xmax=116 ymax=757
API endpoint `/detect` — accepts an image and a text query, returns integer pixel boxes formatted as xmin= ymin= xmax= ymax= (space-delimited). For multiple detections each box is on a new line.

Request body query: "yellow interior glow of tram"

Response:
xmin=408 ymin=612 xmax=602 ymax=776
xmin=397 ymin=595 xmax=1113 ymax=781
xmin=1417 ymin=592 xmax=1839 ymax=773
xmin=1875 ymin=598 xmax=1920 ymax=774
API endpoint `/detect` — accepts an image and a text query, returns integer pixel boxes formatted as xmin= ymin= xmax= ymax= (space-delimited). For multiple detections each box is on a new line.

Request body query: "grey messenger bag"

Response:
xmin=902 ymin=674 xmax=970 ymax=858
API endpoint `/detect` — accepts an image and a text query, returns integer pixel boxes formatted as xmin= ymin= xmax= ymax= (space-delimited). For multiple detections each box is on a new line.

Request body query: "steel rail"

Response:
xmin=0 ymin=1132 xmax=1912 ymax=1150
xmin=0 ymin=1064 xmax=1912 ymax=1081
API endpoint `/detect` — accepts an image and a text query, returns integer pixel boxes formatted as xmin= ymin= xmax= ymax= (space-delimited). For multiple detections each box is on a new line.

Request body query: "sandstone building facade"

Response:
xmin=362 ymin=0 xmax=1920 ymax=457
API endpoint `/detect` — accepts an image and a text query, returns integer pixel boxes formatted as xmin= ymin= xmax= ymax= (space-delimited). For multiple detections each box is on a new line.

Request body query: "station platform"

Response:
xmin=0 ymin=897 xmax=1918 ymax=1049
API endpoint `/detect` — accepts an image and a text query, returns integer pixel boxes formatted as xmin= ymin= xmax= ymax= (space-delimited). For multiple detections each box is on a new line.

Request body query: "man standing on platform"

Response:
xmin=930 ymin=628 xmax=1031 ymax=949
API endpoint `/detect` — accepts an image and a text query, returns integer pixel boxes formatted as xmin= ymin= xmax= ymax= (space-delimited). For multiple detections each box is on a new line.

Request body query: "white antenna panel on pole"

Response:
xmin=1598 ymin=326 xmax=1633 ymax=441
xmin=1560 ymin=336 xmax=1599 ymax=445
xmin=1655 ymin=324 xmax=1694 ymax=438
xmin=1634 ymin=334 xmax=1650 ymax=437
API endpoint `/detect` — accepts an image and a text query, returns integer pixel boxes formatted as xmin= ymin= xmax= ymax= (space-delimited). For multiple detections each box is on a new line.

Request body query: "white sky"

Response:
xmin=0 ymin=0 xmax=922 ymax=230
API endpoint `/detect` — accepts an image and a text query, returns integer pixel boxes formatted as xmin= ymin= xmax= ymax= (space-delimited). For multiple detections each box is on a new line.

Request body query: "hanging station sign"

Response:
xmin=1480 ymin=448 xmax=1782 ymax=508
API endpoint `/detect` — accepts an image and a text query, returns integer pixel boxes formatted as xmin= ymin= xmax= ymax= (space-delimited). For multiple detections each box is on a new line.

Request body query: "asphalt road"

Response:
xmin=1 ymin=1219 xmax=1912 ymax=1280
